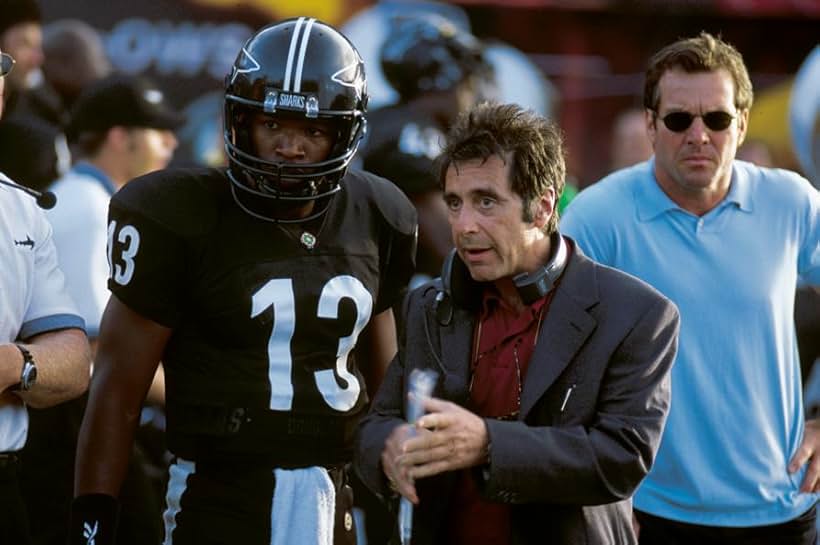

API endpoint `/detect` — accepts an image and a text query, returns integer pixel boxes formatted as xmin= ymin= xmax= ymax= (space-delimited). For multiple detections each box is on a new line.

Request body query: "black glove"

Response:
xmin=68 ymin=494 xmax=119 ymax=545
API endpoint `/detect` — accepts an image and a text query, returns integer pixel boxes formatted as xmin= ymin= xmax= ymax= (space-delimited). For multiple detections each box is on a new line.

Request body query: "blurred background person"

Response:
xmin=736 ymin=137 xmax=775 ymax=167
xmin=22 ymin=75 xmax=182 ymax=545
xmin=0 ymin=0 xmax=43 ymax=118
xmin=789 ymin=45 xmax=818 ymax=188
xmin=0 ymin=15 xmax=108 ymax=202
xmin=0 ymin=113 xmax=67 ymax=193
xmin=361 ymin=13 xmax=495 ymax=283
xmin=20 ymin=18 xmax=113 ymax=130
xmin=790 ymin=46 xmax=820 ymax=440
xmin=610 ymin=106 xmax=654 ymax=171
xmin=48 ymin=73 xmax=181 ymax=382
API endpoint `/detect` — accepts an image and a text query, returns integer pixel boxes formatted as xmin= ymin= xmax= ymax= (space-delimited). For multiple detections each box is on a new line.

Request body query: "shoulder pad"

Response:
xmin=112 ymin=167 xmax=228 ymax=238
xmin=343 ymin=168 xmax=417 ymax=236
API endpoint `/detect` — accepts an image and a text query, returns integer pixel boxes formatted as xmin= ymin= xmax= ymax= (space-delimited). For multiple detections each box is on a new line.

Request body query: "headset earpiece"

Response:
xmin=512 ymin=231 xmax=567 ymax=305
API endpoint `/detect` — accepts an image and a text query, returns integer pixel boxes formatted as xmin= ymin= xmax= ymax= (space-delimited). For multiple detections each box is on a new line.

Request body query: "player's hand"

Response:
xmin=398 ymin=397 xmax=488 ymax=480
xmin=381 ymin=423 xmax=421 ymax=504
xmin=789 ymin=418 xmax=820 ymax=492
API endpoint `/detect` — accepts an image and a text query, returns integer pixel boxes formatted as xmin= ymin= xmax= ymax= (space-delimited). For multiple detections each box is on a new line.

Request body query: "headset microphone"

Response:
xmin=35 ymin=190 xmax=57 ymax=210
xmin=0 ymin=177 xmax=57 ymax=209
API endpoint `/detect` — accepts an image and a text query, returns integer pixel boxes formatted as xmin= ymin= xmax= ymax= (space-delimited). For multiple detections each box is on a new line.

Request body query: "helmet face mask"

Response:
xmin=224 ymin=17 xmax=368 ymax=223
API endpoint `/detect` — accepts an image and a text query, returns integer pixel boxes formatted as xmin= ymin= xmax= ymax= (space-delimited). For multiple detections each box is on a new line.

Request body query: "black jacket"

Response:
xmin=355 ymin=243 xmax=680 ymax=545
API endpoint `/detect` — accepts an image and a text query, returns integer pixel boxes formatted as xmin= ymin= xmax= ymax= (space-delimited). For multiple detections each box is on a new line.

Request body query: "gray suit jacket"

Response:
xmin=355 ymin=242 xmax=680 ymax=545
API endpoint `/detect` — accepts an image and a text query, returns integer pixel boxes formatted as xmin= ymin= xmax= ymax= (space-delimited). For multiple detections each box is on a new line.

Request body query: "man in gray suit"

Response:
xmin=355 ymin=102 xmax=680 ymax=545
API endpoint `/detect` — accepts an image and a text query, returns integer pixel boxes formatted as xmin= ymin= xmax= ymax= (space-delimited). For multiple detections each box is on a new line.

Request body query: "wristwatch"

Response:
xmin=12 ymin=344 xmax=37 ymax=391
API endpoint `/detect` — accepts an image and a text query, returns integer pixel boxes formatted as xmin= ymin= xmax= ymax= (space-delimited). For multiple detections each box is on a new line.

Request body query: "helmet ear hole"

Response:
xmin=222 ymin=17 xmax=368 ymax=222
xmin=228 ymin=107 xmax=253 ymax=153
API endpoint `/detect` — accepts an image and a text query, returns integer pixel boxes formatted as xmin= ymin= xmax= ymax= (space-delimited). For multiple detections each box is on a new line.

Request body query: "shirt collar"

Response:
xmin=479 ymin=284 xmax=549 ymax=321
xmin=725 ymin=161 xmax=753 ymax=213
xmin=72 ymin=161 xmax=117 ymax=196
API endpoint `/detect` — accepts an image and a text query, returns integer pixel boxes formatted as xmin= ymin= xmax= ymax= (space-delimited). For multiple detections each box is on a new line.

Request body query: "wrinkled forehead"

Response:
xmin=657 ymin=68 xmax=738 ymax=112
xmin=445 ymin=154 xmax=513 ymax=191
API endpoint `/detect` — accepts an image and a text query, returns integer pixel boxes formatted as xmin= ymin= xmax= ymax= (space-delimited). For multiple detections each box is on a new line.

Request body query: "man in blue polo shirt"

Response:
xmin=562 ymin=32 xmax=820 ymax=544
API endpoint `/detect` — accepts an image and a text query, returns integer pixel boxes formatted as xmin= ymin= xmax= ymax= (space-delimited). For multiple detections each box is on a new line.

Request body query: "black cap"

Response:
xmin=0 ymin=0 xmax=41 ymax=37
xmin=68 ymin=75 xmax=185 ymax=139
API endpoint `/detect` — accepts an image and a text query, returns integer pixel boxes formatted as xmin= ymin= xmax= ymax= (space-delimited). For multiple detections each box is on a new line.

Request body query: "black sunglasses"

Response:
xmin=0 ymin=53 xmax=14 ymax=77
xmin=659 ymin=110 xmax=735 ymax=133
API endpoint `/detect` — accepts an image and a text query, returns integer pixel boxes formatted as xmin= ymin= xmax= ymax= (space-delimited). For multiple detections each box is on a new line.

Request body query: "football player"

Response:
xmin=69 ymin=17 xmax=417 ymax=545
xmin=362 ymin=14 xmax=494 ymax=280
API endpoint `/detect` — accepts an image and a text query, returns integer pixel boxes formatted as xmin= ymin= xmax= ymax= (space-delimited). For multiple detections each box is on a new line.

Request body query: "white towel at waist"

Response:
xmin=271 ymin=466 xmax=336 ymax=545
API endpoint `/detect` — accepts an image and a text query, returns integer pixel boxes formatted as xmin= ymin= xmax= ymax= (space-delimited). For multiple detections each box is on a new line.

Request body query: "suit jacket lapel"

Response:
xmin=520 ymin=250 xmax=598 ymax=417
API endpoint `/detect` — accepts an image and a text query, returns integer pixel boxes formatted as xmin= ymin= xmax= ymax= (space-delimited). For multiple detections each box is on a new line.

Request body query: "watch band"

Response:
xmin=12 ymin=343 xmax=36 ymax=391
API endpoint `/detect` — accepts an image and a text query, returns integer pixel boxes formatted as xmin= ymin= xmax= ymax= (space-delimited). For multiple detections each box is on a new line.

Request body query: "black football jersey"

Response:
xmin=106 ymin=167 xmax=417 ymax=464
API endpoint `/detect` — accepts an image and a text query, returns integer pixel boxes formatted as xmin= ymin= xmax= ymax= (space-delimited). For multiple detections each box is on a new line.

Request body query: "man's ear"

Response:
xmin=106 ymin=126 xmax=131 ymax=152
xmin=736 ymin=108 xmax=750 ymax=147
xmin=646 ymin=108 xmax=658 ymax=148
xmin=532 ymin=188 xmax=556 ymax=229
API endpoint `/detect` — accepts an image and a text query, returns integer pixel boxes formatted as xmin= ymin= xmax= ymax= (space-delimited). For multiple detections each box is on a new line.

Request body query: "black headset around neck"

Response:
xmin=434 ymin=230 xmax=568 ymax=326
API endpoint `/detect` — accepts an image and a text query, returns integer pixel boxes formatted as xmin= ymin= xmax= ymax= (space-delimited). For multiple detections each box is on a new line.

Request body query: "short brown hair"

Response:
xmin=644 ymin=32 xmax=753 ymax=113
xmin=436 ymin=102 xmax=566 ymax=234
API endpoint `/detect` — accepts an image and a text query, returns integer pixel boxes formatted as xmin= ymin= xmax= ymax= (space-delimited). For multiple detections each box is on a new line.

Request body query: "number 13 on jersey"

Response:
xmin=108 ymin=219 xmax=373 ymax=414
xmin=252 ymin=276 xmax=372 ymax=412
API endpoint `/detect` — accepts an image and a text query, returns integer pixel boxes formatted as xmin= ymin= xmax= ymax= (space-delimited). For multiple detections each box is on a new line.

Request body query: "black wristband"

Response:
xmin=69 ymin=494 xmax=120 ymax=545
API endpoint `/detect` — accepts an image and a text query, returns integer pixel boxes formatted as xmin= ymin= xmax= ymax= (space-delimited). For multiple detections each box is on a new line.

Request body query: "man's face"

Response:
xmin=649 ymin=68 xmax=748 ymax=209
xmin=124 ymin=127 xmax=178 ymax=180
xmin=250 ymin=113 xmax=335 ymax=165
xmin=1 ymin=22 xmax=43 ymax=90
xmin=443 ymin=154 xmax=554 ymax=283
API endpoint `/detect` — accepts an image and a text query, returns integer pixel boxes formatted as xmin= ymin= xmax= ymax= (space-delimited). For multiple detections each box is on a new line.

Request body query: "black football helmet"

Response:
xmin=224 ymin=17 xmax=368 ymax=222
xmin=381 ymin=14 xmax=491 ymax=102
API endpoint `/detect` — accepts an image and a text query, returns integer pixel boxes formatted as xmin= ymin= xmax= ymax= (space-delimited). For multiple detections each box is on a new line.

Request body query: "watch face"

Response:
xmin=21 ymin=362 xmax=37 ymax=391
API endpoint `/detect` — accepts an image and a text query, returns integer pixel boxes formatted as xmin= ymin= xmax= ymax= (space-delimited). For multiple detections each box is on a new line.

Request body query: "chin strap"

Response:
xmin=229 ymin=182 xmax=333 ymax=224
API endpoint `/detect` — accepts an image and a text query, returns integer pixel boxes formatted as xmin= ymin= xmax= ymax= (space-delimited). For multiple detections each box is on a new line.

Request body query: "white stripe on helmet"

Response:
xmin=293 ymin=18 xmax=316 ymax=93
xmin=283 ymin=17 xmax=306 ymax=91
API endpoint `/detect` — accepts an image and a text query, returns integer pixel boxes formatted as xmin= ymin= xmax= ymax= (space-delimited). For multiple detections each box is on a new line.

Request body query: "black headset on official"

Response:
xmin=433 ymin=230 xmax=568 ymax=326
